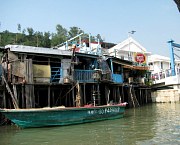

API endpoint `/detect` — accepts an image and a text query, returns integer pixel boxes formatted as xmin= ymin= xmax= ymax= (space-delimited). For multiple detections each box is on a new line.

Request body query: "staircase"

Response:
xmin=51 ymin=66 xmax=61 ymax=83
xmin=129 ymin=85 xmax=140 ymax=108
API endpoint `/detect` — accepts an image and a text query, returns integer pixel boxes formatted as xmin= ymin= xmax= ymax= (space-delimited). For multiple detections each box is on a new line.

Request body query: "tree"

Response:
xmin=51 ymin=24 xmax=67 ymax=47
xmin=17 ymin=24 xmax=21 ymax=33
xmin=22 ymin=29 xmax=26 ymax=34
xmin=27 ymin=27 xmax=34 ymax=36
xmin=43 ymin=32 xmax=51 ymax=48
xmin=96 ymin=34 xmax=103 ymax=42
xmin=0 ymin=24 xmax=104 ymax=48
xmin=34 ymin=31 xmax=43 ymax=47
xmin=56 ymin=24 xmax=67 ymax=36
xmin=68 ymin=27 xmax=84 ymax=39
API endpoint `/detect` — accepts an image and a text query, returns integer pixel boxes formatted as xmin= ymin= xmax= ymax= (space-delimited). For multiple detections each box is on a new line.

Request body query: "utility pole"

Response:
xmin=128 ymin=30 xmax=136 ymax=61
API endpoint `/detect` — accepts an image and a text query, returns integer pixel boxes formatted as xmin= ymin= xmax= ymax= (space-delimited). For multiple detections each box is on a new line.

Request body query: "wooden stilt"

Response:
xmin=25 ymin=59 xmax=34 ymax=108
xmin=129 ymin=85 xmax=140 ymax=108
xmin=72 ymin=85 xmax=75 ymax=107
xmin=13 ymin=85 xmax=18 ymax=106
xmin=145 ymin=89 xmax=147 ymax=103
xmin=3 ymin=86 xmax=6 ymax=108
xmin=92 ymin=84 xmax=95 ymax=106
xmin=59 ymin=88 xmax=62 ymax=106
xmin=37 ymin=91 xmax=40 ymax=107
xmin=21 ymin=84 xmax=25 ymax=108
xmin=122 ymin=85 xmax=124 ymax=102
xmin=17 ymin=87 xmax=20 ymax=107
xmin=117 ymin=86 xmax=121 ymax=103
xmin=65 ymin=89 xmax=68 ymax=106
xmin=48 ymin=85 xmax=50 ymax=107
xmin=52 ymin=90 xmax=54 ymax=106
xmin=113 ymin=87 xmax=115 ymax=103
xmin=48 ymin=58 xmax=51 ymax=107
xmin=105 ymin=85 xmax=109 ymax=104
xmin=139 ymin=88 xmax=142 ymax=105
xmin=25 ymin=85 xmax=30 ymax=108
xmin=76 ymin=83 xmax=81 ymax=107
xmin=83 ymin=83 xmax=86 ymax=105
xmin=142 ymin=89 xmax=144 ymax=105
xmin=97 ymin=83 xmax=100 ymax=105
xmin=2 ymin=75 xmax=18 ymax=109
xmin=83 ymin=65 xmax=86 ymax=105
xmin=129 ymin=85 xmax=135 ymax=107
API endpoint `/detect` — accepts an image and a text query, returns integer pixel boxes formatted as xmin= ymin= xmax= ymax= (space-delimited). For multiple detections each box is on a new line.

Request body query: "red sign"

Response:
xmin=135 ymin=53 xmax=146 ymax=63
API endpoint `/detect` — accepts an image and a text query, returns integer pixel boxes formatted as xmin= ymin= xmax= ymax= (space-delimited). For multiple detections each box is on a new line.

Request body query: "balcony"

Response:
xmin=74 ymin=69 xmax=123 ymax=84
xmin=74 ymin=69 xmax=96 ymax=83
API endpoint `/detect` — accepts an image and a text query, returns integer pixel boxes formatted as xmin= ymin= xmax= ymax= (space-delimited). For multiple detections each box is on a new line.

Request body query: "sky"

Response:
xmin=0 ymin=0 xmax=180 ymax=57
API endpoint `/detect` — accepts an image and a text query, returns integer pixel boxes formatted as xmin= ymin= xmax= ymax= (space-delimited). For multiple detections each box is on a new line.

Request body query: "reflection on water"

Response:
xmin=0 ymin=103 xmax=179 ymax=145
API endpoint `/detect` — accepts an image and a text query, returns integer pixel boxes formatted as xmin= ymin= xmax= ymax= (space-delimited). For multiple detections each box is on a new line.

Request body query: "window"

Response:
xmin=160 ymin=62 xmax=163 ymax=69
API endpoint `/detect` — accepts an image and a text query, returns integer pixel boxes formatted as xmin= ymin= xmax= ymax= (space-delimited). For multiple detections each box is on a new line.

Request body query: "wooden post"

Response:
xmin=113 ymin=87 xmax=117 ymax=103
xmin=2 ymin=75 xmax=19 ymax=109
xmin=140 ymin=88 xmax=142 ymax=105
xmin=105 ymin=85 xmax=109 ymax=104
xmin=37 ymin=90 xmax=40 ymax=107
xmin=83 ymin=83 xmax=86 ymax=105
xmin=52 ymin=90 xmax=54 ymax=106
xmin=13 ymin=85 xmax=18 ymax=107
xmin=25 ymin=85 xmax=30 ymax=108
xmin=76 ymin=83 xmax=81 ymax=107
xmin=83 ymin=65 xmax=86 ymax=105
xmin=97 ymin=83 xmax=100 ymax=105
xmin=48 ymin=85 xmax=50 ymax=107
xmin=72 ymin=85 xmax=75 ymax=107
xmin=117 ymin=86 xmax=121 ymax=103
xmin=25 ymin=59 xmax=34 ymax=108
xmin=145 ymin=89 xmax=147 ymax=103
xmin=48 ymin=58 xmax=51 ymax=107
xmin=122 ymin=85 xmax=124 ymax=102
xmin=105 ymin=85 xmax=109 ymax=105
xmin=21 ymin=84 xmax=24 ymax=108
xmin=3 ymin=86 xmax=6 ymax=108
xmin=92 ymin=84 xmax=95 ymax=106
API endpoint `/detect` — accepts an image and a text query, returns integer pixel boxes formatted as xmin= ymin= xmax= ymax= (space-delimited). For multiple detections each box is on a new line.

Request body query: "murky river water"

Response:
xmin=0 ymin=103 xmax=179 ymax=145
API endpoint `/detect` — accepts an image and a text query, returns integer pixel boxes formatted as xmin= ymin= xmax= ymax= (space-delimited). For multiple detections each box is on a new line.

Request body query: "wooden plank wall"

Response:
xmin=25 ymin=59 xmax=35 ymax=108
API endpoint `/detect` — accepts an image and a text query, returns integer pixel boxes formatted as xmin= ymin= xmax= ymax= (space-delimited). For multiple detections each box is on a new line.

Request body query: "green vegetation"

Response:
xmin=0 ymin=24 xmax=103 ymax=48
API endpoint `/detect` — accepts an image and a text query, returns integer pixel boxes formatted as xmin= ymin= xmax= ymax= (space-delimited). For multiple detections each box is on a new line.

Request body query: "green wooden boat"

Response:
xmin=0 ymin=103 xmax=126 ymax=128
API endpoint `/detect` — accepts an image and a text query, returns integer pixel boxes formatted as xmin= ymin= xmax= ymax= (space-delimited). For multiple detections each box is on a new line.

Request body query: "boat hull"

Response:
xmin=0 ymin=104 xmax=126 ymax=128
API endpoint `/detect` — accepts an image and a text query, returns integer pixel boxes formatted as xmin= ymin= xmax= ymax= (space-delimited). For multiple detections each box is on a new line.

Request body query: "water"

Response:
xmin=0 ymin=103 xmax=179 ymax=145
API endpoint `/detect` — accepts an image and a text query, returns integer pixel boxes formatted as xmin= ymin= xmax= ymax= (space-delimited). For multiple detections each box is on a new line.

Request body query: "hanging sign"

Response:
xmin=134 ymin=53 xmax=146 ymax=63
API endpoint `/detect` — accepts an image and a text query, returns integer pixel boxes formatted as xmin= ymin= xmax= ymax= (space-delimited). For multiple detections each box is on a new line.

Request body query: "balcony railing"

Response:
xmin=74 ymin=69 xmax=96 ymax=83
xmin=74 ymin=69 xmax=123 ymax=83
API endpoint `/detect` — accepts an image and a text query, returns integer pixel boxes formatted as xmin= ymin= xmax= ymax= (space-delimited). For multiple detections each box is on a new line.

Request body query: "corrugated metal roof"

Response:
xmin=5 ymin=45 xmax=72 ymax=56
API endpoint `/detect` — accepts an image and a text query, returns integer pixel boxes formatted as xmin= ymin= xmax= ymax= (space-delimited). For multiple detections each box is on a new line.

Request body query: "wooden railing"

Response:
xmin=51 ymin=67 xmax=62 ymax=82
xmin=74 ymin=69 xmax=123 ymax=83
xmin=74 ymin=69 xmax=96 ymax=82
xmin=49 ymin=68 xmax=123 ymax=83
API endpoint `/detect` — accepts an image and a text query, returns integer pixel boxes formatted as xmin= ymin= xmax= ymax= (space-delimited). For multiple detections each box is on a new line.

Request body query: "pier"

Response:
xmin=150 ymin=40 xmax=180 ymax=103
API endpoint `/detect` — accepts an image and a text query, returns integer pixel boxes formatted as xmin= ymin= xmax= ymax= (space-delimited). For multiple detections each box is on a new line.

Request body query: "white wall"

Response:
xmin=150 ymin=61 xmax=170 ymax=74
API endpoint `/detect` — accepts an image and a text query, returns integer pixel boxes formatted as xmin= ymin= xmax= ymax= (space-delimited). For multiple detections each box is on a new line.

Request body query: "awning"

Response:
xmin=123 ymin=65 xmax=149 ymax=70
xmin=112 ymin=60 xmax=149 ymax=70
